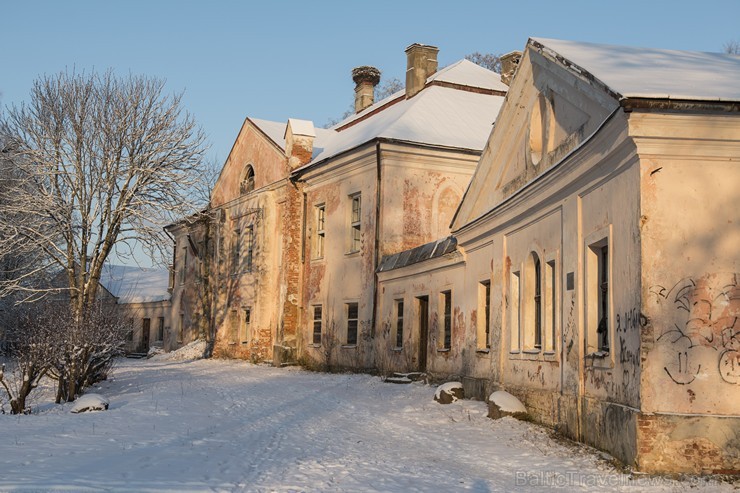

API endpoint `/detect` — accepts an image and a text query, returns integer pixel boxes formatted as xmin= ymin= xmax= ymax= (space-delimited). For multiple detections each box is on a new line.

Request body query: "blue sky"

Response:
xmin=2 ymin=0 xmax=738 ymax=167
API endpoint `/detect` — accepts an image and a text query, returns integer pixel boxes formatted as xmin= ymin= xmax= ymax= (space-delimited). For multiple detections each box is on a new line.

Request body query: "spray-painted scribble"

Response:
xmin=651 ymin=273 xmax=739 ymax=385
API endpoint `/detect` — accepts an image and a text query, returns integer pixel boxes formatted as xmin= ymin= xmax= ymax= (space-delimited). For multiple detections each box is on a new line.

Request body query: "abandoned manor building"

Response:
xmin=127 ymin=39 xmax=739 ymax=474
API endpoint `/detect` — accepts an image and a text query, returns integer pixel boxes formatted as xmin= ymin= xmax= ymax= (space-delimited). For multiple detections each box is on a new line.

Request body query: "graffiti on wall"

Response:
xmin=650 ymin=273 xmax=739 ymax=385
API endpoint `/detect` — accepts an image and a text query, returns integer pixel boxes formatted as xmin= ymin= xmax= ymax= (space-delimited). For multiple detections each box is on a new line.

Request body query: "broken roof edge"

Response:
xmin=528 ymin=38 xmax=623 ymax=102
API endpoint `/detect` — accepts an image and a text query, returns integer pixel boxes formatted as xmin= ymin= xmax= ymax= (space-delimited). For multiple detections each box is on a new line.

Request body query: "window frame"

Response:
xmin=232 ymin=228 xmax=241 ymax=269
xmin=395 ymin=299 xmax=404 ymax=349
xmin=156 ymin=317 xmax=165 ymax=342
xmin=245 ymin=225 xmax=254 ymax=272
xmin=348 ymin=193 xmax=361 ymax=253
xmin=544 ymin=257 xmax=558 ymax=354
xmin=477 ymin=280 xmax=491 ymax=351
xmin=240 ymin=165 xmax=255 ymax=195
xmin=533 ymin=253 xmax=543 ymax=350
xmin=585 ymin=227 xmax=612 ymax=365
xmin=229 ymin=309 xmax=239 ymax=343
xmin=346 ymin=302 xmax=359 ymax=346
xmin=315 ymin=204 xmax=326 ymax=259
xmin=180 ymin=245 xmax=188 ymax=284
xmin=440 ymin=290 xmax=452 ymax=350
xmin=312 ymin=305 xmax=323 ymax=345
xmin=242 ymin=307 xmax=252 ymax=344
xmin=510 ymin=270 xmax=521 ymax=352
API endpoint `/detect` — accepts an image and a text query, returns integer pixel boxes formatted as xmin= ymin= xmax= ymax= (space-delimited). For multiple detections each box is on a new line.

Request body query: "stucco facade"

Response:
xmin=167 ymin=39 xmax=739 ymax=474
xmin=375 ymin=39 xmax=740 ymax=473
xmin=166 ymin=117 xmax=318 ymax=363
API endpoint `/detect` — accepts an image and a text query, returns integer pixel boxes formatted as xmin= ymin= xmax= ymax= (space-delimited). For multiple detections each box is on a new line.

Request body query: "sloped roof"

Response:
xmin=532 ymin=37 xmax=740 ymax=102
xmin=99 ymin=265 xmax=170 ymax=304
xmin=377 ymin=237 xmax=457 ymax=273
xmin=294 ymin=60 xmax=506 ymax=173
xmin=249 ymin=117 xmax=334 ymax=153
xmin=249 ymin=118 xmax=288 ymax=149
xmin=429 ymin=59 xmax=509 ymax=91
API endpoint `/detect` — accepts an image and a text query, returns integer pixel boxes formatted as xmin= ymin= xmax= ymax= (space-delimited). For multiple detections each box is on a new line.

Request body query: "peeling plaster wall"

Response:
xmin=211 ymin=122 xmax=289 ymax=208
xmin=635 ymin=111 xmax=740 ymax=473
xmin=375 ymin=255 xmax=467 ymax=378
xmin=299 ymin=142 xmax=482 ymax=372
xmin=170 ymin=119 xmax=291 ymax=363
xmin=300 ymin=148 xmax=378 ymax=371
xmin=168 ymin=220 xmax=209 ymax=352
xmin=440 ymin=110 xmax=643 ymax=467
xmin=379 ymin=144 xmax=478 ymax=257
xmin=211 ymin=189 xmax=281 ymax=362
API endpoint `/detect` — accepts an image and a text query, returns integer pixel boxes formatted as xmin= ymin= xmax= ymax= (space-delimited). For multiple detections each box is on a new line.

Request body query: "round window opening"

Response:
xmin=529 ymin=98 xmax=544 ymax=166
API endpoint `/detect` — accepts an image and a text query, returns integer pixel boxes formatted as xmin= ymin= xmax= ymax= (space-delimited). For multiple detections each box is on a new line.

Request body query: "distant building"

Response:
xmin=98 ymin=264 xmax=171 ymax=354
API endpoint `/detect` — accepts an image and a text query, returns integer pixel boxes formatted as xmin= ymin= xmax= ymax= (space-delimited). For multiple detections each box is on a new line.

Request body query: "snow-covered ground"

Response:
xmin=0 ymin=356 xmax=733 ymax=492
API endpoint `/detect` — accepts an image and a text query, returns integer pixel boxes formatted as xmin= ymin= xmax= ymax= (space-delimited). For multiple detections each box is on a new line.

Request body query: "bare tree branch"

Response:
xmin=0 ymin=69 xmax=208 ymax=317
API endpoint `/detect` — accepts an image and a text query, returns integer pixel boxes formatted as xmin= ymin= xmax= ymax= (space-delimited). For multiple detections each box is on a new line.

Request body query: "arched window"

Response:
xmin=523 ymin=251 xmax=542 ymax=350
xmin=240 ymin=165 xmax=255 ymax=195
xmin=533 ymin=253 xmax=542 ymax=349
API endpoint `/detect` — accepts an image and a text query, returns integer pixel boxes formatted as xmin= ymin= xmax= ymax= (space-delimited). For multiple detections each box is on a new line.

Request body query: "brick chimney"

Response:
xmin=284 ymin=118 xmax=315 ymax=169
xmin=405 ymin=43 xmax=439 ymax=98
xmin=500 ymin=51 xmax=522 ymax=86
xmin=352 ymin=66 xmax=381 ymax=113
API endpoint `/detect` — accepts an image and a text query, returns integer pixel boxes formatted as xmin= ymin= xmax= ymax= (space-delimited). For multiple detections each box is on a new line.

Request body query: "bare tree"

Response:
xmin=465 ymin=52 xmax=502 ymax=74
xmin=724 ymin=40 xmax=740 ymax=55
xmin=0 ymin=69 xmax=207 ymax=317
xmin=47 ymin=302 xmax=129 ymax=403
xmin=375 ymin=77 xmax=403 ymax=101
xmin=0 ymin=305 xmax=59 ymax=413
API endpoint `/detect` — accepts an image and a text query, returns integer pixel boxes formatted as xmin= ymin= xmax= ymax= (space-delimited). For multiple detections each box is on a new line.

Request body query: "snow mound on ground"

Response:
xmin=70 ymin=394 xmax=109 ymax=413
xmin=150 ymin=340 xmax=207 ymax=361
xmin=488 ymin=391 xmax=526 ymax=413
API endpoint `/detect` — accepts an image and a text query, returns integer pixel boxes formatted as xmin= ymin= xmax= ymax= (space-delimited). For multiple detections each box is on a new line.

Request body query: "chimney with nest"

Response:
xmin=500 ymin=51 xmax=522 ymax=86
xmin=352 ymin=66 xmax=381 ymax=114
xmin=405 ymin=43 xmax=439 ymax=98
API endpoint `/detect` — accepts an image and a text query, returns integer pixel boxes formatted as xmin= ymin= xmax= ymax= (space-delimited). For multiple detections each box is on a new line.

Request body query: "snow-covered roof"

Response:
xmin=248 ymin=118 xmax=333 ymax=153
xmin=292 ymin=61 xmax=505 ymax=173
xmin=99 ymin=265 xmax=171 ymax=304
xmin=249 ymin=118 xmax=287 ymax=149
xmin=310 ymin=87 xmax=502 ymax=166
xmin=532 ymin=37 xmax=740 ymax=102
xmin=428 ymin=59 xmax=509 ymax=92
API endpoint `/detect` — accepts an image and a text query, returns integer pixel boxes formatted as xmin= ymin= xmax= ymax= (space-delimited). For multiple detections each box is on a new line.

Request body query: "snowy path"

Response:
xmin=0 ymin=358 xmax=732 ymax=492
